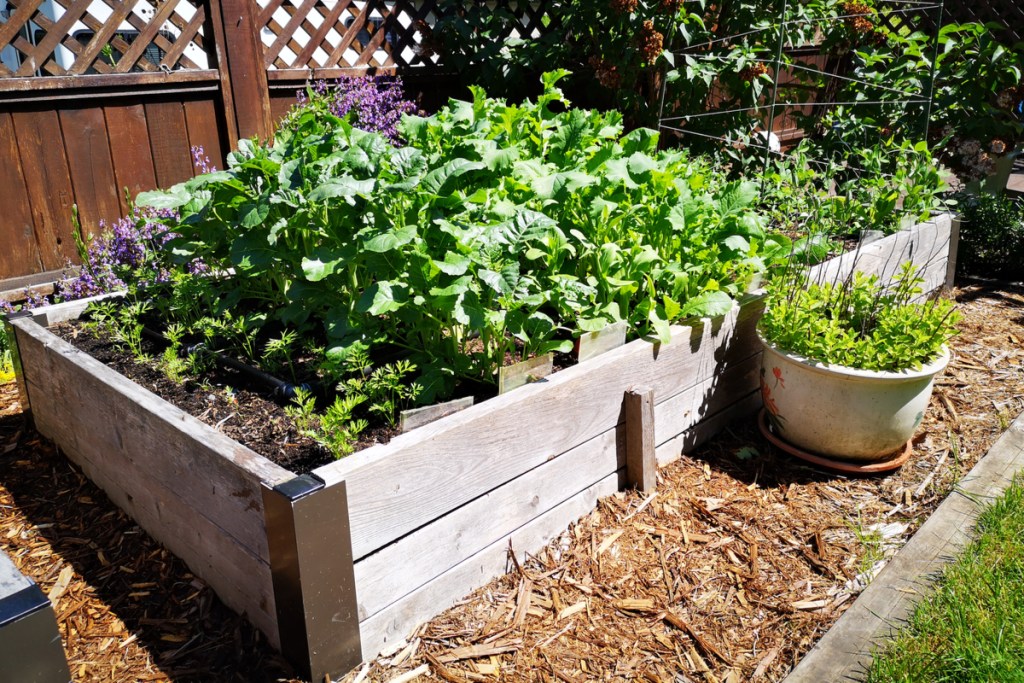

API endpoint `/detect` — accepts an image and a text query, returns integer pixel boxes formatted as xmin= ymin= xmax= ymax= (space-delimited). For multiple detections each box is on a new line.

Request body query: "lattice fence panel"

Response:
xmin=256 ymin=0 xmax=554 ymax=72
xmin=943 ymin=0 xmax=1024 ymax=44
xmin=877 ymin=0 xmax=1023 ymax=45
xmin=0 ymin=0 xmax=212 ymax=77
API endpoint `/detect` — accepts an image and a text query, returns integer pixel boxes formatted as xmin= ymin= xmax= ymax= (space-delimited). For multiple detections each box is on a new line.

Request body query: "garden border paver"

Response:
xmin=782 ymin=409 xmax=1024 ymax=682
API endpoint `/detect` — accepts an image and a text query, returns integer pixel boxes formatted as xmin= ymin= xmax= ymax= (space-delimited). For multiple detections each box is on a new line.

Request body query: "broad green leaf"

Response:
xmin=677 ymin=291 xmax=735 ymax=319
xmin=307 ymin=177 xmax=376 ymax=202
xmin=421 ymin=158 xmax=485 ymax=195
xmin=240 ymin=201 xmax=270 ymax=228
xmin=357 ymin=281 xmax=405 ymax=315
xmin=137 ymin=186 xmax=191 ymax=210
xmin=362 ymin=224 xmax=417 ymax=253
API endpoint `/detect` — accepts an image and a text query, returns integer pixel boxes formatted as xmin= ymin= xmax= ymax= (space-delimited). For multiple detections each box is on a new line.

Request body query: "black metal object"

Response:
xmin=0 ymin=555 xmax=71 ymax=683
xmin=3 ymin=310 xmax=33 ymax=420
xmin=263 ymin=474 xmax=362 ymax=681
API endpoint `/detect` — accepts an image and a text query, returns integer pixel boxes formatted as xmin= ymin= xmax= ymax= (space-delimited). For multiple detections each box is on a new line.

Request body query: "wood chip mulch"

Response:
xmin=1 ymin=279 xmax=1022 ymax=683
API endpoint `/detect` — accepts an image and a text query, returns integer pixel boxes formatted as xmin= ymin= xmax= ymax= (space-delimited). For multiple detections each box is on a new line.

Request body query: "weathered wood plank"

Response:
xmin=316 ymin=302 xmax=754 ymax=560
xmin=353 ymin=352 xmax=765 ymax=622
xmin=12 ymin=318 xmax=292 ymax=557
xmin=656 ymin=391 xmax=762 ymax=467
xmin=808 ymin=216 xmax=951 ymax=289
xmin=0 ymin=112 xmax=42 ymax=280
xmin=358 ymin=471 xmax=621 ymax=660
xmin=63 ymin=421 xmax=279 ymax=645
xmin=399 ymin=396 xmax=474 ymax=433
xmin=624 ymin=386 xmax=656 ymax=492
xmin=25 ymin=292 xmax=121 ymax=326
xmin=653 ymin=351 xmax=762 ymax=448
xmin=212 ymin=0 xmax=272 ymax=139
xmin=58 ymin=107 xmax=121 ymax=236
xmin=783 ymin=412 xmax=1024 ymax=683
xmin=353 ymin=425 xmax=623 ymax=620
xmin=104 ymin=103 xmax=158 ymax=214
xmin=10 ymin=109 xmax=78 ymax=270
xmin=145 ymin=100 xmax=193 ymax=188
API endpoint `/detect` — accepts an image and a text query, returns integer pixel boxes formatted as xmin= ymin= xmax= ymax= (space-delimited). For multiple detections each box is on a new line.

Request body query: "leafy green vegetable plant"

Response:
xmin=759 ymin=261 xmax=959 ymax=371
xmin=138 ymin=72 xmax=787 ymax=402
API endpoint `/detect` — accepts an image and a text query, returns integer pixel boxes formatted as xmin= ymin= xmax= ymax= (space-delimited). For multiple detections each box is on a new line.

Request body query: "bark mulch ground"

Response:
xmin=1 ymin=279 xmax=1022 ymax=682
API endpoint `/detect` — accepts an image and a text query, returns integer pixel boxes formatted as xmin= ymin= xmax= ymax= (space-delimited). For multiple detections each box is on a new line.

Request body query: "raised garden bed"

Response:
xmin=4 ymin=215 xmax=956 ymax=680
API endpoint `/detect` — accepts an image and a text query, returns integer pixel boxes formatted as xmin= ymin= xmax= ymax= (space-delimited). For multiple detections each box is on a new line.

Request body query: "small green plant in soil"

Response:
xmin=759 ymin=262 xmax=960 ymax=372
xmin=867 ymin=473 xmax=1024 ymax=682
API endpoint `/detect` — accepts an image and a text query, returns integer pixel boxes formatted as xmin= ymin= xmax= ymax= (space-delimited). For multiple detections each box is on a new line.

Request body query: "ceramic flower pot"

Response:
xmin=758 ymin=336 xmax=950 ymax=461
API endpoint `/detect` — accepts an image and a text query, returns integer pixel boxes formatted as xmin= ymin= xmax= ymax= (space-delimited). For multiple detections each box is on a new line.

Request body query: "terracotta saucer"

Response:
xmin=757 ymin=409 xmax=912 ymax=476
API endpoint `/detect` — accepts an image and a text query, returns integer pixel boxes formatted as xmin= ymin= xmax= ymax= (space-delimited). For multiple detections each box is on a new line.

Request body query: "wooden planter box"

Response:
xmin=4 ymin=216 xmax=957 ymax=680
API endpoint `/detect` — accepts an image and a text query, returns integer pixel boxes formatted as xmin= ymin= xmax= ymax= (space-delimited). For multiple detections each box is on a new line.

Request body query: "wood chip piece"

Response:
xmin=48 ymin=565 xmax=74 ymax=605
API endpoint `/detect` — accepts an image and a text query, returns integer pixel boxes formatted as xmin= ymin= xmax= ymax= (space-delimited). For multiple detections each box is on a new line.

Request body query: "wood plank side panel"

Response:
xmin=58 ymin=107 xmax=121 ymax=237
xmin=10 ymin=319 xmax=291 ymax=557
xmin=0 ymin=112 xmax=43 ymax=280
xmin=353 ymin=352 xmax=763 ymax=624
xmin=319 ymin=303 xmax=754 ymax=560
xmin=10 ymin=109 xmax=78 ymax=271
xmin=145 ymin=100 xmax=193 ymax=188
xmin=104 ymin=104 xmax=158 ymax=216
xmin=358 ymin=471 xmax=621 ymax=660
xmin=13 ymin=327 xmax=280 ymax=644
xmin=354 ymin=427 xmax=625 ymax=620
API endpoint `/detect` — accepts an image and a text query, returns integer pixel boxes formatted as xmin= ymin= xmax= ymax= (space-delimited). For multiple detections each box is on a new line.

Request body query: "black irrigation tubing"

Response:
xmin=139 ymin=326 xmax=320 ymax=400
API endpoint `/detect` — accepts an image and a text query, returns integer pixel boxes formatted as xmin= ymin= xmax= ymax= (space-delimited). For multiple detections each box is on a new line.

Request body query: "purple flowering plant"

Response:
xmin=283 ymin=74 xmax=417 ymax=144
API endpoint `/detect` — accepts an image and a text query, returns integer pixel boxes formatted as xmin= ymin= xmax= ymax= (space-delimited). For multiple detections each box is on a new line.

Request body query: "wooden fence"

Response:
xmin=0 ymin=0 xmax=1017 ymax=287
xmin=0 ymin=0 xmax=553 ymax=287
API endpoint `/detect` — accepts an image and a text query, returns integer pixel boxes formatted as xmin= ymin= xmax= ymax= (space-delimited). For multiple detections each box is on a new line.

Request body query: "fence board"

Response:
xmin=104 ymin=104 xmax=159 ymax=216
xmin=58 ymin=107 xmax=121 ymax=235
xmin=0 ymin=113 xmax=43 ymax=277
xmin=183 ymin=98 xmax=226 ymax=171
xmin=145 ymin=100 xmax=193 ymax=187
xmin=10 ymin=109 xmax=77 ymax=270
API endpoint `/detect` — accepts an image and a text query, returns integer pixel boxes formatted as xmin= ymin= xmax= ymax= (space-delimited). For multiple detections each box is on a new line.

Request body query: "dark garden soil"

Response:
xmin=1 ymin=280 xmax=1022 ymax=682
xmin=51 ymin=322 xmax=397 ymax=474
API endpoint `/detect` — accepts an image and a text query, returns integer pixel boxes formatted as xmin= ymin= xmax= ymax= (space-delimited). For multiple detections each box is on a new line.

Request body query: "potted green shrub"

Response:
xmin=756 ymin=261 xmax=959 ymax=469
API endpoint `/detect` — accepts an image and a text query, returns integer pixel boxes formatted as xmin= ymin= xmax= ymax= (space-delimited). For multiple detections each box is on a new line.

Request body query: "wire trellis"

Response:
xmin=657 ymin=0 xmax=946 ymax=215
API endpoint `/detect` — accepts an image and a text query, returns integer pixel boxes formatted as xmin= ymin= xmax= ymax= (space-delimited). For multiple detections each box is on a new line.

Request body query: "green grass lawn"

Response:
xmin=867 ymin=474 xmax=1024 ymax=682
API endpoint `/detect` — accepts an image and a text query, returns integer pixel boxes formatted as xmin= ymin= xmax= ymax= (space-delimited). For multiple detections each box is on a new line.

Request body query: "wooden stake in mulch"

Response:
xmin=624 ymin=386 xmax=656 ymax=493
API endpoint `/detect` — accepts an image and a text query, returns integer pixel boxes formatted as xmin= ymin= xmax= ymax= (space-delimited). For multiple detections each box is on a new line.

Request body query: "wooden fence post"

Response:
xmin=624 ymin=386 xmax=656 ymax=492
xmin=263 ymin=475 xmax=362 ymax=681
xmin=211 ymin=0 xmax=273 ymax=142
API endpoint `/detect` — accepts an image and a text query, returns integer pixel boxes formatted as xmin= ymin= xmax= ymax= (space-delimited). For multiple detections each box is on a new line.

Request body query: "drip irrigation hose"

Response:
xmin=140 ymin=326 xmax=318 ymax=400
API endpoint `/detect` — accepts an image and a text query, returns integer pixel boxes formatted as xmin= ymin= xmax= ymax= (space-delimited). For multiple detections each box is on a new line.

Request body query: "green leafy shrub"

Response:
xmin=759 ymin=262 xmax=959 ymax=371
xmin=956 ymin=193 xmax=1024 ymax=278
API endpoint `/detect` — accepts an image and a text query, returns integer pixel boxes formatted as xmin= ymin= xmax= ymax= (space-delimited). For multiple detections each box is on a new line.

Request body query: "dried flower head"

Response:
xmin=638 ymin=20 xmax=664 ymax=63
xmin=610 ymin=0 xmax=638 ymax=13
xmin=841 ymin=1 xmax=875 ymax=34
xmin=660 ymin=0 xmax=684 ymax=12
xmin=738 ymin=62 xmax=770 ymax=82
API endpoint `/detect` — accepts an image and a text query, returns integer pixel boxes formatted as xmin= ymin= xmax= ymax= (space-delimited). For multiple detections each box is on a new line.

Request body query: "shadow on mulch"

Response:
xmin=0 ymin=408 xmax=301 ymax=683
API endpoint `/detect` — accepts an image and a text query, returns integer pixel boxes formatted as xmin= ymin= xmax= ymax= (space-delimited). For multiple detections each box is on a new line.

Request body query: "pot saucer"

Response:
xmin=757 ymin=409 xmax=912 ymax=476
